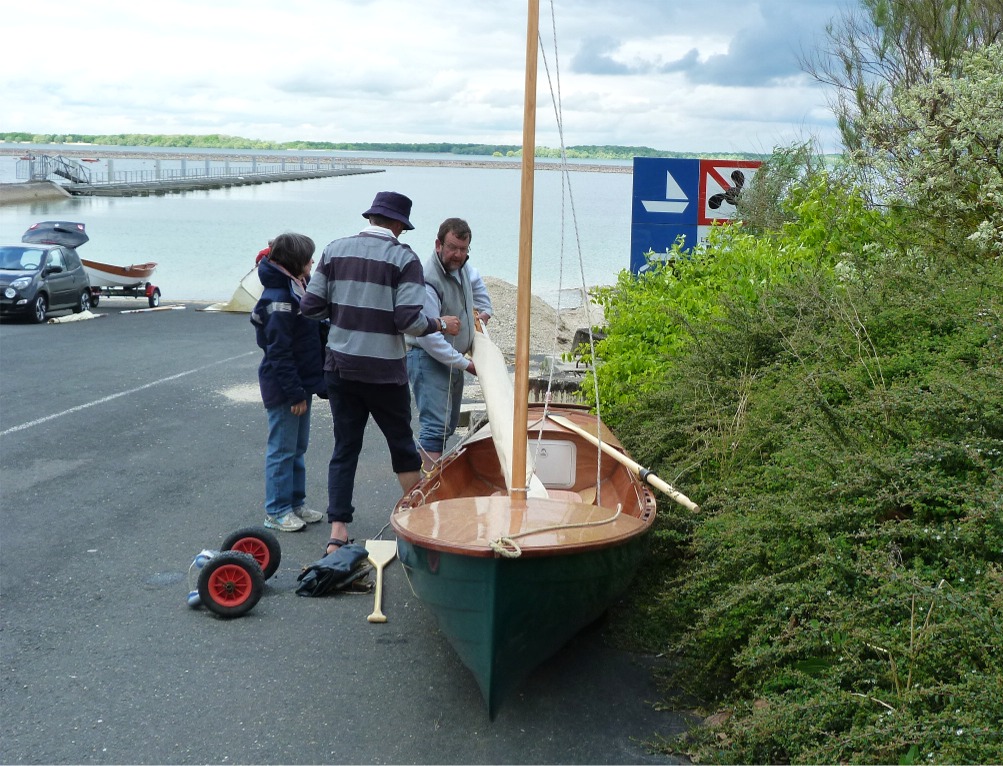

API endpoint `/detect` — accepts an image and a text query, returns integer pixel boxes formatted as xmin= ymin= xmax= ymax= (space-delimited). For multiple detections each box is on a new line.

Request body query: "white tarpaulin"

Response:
xmin=204 ymin=267 xmax=261 ymax=313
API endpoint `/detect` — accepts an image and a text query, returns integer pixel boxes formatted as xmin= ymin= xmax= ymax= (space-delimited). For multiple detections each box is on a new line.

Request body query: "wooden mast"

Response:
xmin=511 ymin=0 xmax=540 ymax=501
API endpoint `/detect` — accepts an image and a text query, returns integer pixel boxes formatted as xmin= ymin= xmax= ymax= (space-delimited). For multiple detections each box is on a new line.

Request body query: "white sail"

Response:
xmin=471 ymin=324 xmax=548 ymax=498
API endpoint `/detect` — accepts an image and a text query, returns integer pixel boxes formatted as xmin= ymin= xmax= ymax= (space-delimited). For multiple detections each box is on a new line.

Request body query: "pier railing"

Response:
xmin=17 ymin=154 xmax=93 ymax=184
xmin=15 ymin=154 xmax=349 ymax=186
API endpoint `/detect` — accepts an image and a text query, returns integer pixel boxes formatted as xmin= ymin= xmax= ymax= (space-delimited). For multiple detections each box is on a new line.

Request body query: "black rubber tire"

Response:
xmin=90 ymin=293 xmax=100 ymax=307
xmin=197 ymin=551 xmax=264 ymax=618
xmin=30 ymin=294 xmax=47 ymax=324
xmin=221 ymin=526 xmax=281 ymax=580
xmin=148 ymin=288 xmax=161 ymax=308
xmin=73 ymin=289 xmax=90 ymax=313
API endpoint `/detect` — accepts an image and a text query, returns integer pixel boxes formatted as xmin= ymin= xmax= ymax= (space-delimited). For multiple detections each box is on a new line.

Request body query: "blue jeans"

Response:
xmin=264 ymin=400 xmax=311 ymax=517
xmin=325 ymin=370 xmax=421 ymax=524
xmin=407 ymin=347 xmax=464 ymax=453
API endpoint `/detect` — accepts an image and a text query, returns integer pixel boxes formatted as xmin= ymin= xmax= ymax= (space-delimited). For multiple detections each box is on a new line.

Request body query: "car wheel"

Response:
xmin=73 ymin=289 xmax=90 ymax=313
xmin=148 ymin=288 xmax=161 ymax=308
xmin=30 ymin=294 xmax=47 ymax=324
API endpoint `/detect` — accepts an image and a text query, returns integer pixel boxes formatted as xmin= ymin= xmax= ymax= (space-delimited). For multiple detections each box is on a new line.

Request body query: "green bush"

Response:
xmin=607 ymin=250 xmax=1003 ymax=763
xmin=588 ymin=169 xmax=893 ymax=412
xmin=591 ymin=41 xmax=1003 ymax=766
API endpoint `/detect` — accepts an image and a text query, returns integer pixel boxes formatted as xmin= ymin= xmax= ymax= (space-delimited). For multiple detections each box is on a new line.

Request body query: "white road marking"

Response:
xmin=0 ymin=352 xmax=255 ymax=437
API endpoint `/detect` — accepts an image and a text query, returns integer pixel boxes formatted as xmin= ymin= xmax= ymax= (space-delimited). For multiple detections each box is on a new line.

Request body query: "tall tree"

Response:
xmin=856 ymin=42 xmax=1003 ymax=257
xmin=803 ymin=0 xmax=1003 ymax=152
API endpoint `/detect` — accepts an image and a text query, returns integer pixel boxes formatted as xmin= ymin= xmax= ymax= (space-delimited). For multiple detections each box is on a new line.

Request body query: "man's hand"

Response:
xmin=440 ymin=315 xmax=461 ymax=335
xmin=466 ymin=361 xmax=477 ymax=375
xmin=290 ymin=400 xmax=308 ymax=416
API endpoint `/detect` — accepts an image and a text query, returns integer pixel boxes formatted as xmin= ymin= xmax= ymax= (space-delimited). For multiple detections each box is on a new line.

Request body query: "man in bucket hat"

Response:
xmin=301 ymin=191 xmax=461 ymax=555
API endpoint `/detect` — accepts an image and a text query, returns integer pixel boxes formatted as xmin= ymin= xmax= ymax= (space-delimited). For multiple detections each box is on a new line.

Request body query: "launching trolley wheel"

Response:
xmin=221 ymin=526 xmax=281 ymax=580
xmin=196 ymin=551 xmax=264 ymax=618
xmin=147 ymin=286 xmax=161 ymax=308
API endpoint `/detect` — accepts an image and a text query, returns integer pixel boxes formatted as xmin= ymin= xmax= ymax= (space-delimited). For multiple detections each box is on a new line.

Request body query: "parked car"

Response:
xmin=0 ymin=222 xmax=92 ymax=323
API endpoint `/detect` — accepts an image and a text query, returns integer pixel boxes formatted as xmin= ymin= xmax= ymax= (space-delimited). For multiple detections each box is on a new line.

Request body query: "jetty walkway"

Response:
xmin=63 ymin=166 xmax=381 ymax=196
xmin=0 ymin=146 xmax=628 ymax=200
xmin=0 ymin=148 xmax=385 ymax=198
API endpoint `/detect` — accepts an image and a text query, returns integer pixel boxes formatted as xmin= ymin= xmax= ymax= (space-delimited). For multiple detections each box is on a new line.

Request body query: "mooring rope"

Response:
xmin=489 ymin=503 xmax=623 ymax=558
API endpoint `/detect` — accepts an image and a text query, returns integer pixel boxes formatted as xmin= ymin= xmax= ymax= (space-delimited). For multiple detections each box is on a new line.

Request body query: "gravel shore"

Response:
xmin=480 ymin=276 xmax=606 ymax=357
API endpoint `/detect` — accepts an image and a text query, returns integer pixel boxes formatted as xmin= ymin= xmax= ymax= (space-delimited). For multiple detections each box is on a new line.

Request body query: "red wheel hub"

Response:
xmin=206 ymin=564 xmax=254 ymax=607
xmin=230 ymin=537 xmax=270 ymax=571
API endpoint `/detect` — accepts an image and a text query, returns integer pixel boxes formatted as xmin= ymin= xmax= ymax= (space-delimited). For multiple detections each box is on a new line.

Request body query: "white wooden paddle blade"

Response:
xmin=365 ymin=539 xmax=397 ymax=567
xmin=365 ymin=540 xmax=396 ymax=624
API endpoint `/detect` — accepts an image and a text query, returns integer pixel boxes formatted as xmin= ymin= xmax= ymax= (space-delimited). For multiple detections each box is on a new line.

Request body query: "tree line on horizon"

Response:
xmin=0 ymin=131 xmax=769 ymax=162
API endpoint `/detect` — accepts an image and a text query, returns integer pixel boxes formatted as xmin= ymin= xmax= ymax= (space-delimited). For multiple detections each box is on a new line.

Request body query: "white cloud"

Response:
xmin=3 ymin=0 xmax=847 ymax=153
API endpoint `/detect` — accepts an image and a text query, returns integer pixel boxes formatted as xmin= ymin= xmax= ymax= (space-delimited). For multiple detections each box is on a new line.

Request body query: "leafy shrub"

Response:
xmin=588 ymin=168 xmax=893 ymax=412
xmin=609 ymin=248 xmax=1003 ymax=763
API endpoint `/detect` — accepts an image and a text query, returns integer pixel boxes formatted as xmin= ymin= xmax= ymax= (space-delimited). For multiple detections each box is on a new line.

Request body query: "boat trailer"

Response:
xmin=88 ymin=280 xmax=162 ymax=309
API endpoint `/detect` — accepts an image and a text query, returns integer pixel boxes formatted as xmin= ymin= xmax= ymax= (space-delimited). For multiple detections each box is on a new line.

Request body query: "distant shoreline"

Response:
xmin=0 ymin=147 xmax=631 ymax=174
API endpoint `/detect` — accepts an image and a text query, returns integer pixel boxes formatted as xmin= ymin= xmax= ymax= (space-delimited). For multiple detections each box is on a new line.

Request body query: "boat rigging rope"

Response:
xmin=489 ymin=503 xmax=623 ymax=558
xmin=534 ymin=0 xmax=606 ymax=499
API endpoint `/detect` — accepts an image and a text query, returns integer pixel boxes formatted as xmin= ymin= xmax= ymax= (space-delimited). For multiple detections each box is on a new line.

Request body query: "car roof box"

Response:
xmin=22 ymin=221 xmax=89 ymax=248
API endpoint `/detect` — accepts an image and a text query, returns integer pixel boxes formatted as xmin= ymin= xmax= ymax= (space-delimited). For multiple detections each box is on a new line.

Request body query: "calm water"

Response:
xmin=0 ymin=147 xmax=633 ymax=307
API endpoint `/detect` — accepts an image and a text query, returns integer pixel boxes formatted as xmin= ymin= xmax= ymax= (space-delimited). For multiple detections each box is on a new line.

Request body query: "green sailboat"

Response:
xmin=391 ymin=0 xmax=695 ymax=718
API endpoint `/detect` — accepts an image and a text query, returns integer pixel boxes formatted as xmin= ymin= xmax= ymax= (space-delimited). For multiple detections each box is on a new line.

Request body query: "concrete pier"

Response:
xmin=0 ymin=181 xmax=72 ymax=205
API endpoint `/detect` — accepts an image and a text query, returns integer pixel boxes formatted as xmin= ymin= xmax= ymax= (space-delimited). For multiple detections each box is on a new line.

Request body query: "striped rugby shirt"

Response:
xmin=301 ymin=226 xmax=440 ymax=385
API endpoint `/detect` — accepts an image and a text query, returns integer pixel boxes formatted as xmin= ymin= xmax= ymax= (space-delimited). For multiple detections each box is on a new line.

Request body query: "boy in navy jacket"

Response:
xmin=251 ymin=232 xmax=328 ymax=531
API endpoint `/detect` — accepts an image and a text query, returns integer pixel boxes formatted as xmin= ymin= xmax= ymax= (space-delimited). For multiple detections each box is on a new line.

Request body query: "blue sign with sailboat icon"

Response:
xmin=630 ymin=156 xmax=761 ymax=273
xmin=630 ymin=157 xmax=700 ymax=272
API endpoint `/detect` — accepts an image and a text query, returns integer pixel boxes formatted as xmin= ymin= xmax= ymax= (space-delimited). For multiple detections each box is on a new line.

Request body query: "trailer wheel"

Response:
xmin=90 ymin=293 xmax=100 ymax=307
xmin=221 ymin=526 xmax=281 ymax=580
xmin=197 ymin=551 xmax=264 ymax=618
xmin=148 ymin=288 xmax=161 ymax=308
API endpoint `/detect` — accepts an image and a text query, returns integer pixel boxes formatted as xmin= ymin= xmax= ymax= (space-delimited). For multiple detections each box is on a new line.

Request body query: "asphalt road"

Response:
xmin=0 ymin=299 xmax=693 ymax=765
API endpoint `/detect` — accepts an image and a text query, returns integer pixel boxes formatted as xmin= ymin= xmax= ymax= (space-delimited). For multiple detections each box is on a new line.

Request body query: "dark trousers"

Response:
xmin=325 ymin=369 xmax=421 ymax=524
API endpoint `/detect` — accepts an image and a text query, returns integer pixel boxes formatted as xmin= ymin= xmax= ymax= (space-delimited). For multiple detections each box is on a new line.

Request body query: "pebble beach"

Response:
xmin=479 ymin=276 xmax=606 ymax=357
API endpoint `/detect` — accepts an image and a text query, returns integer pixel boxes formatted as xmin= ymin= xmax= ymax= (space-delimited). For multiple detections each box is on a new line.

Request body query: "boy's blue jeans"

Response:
xmin=264 ymin=400 xmax=311 ymax=517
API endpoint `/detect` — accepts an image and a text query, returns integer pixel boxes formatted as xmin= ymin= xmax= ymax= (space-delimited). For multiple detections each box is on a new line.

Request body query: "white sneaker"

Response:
xmin=293 ymin=506 xmax=324 ymax=523
xmin=264 ymin=512 xmax=306 ymax=532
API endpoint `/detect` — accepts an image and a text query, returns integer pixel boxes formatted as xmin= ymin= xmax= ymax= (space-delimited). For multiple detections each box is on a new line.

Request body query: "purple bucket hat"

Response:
xmin=362 ymin=191 xmax=415 ymax=230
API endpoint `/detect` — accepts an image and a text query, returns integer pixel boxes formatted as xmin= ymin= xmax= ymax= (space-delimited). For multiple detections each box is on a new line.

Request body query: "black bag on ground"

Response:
xmin=295 ymin=543 xmax=371 ymax=597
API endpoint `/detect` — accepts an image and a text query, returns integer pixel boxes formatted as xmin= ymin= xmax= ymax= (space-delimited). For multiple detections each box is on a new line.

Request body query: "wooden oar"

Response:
xmin=365 ymin=540 xmax=398 ymax=624
xmin=546 ymin=413 xmax=700 ymax=512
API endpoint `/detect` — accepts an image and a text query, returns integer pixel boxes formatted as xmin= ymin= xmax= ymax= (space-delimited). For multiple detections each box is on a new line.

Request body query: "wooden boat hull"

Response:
xmin=81 ymin=258 xmax=157 ymax=287
xmin=397 ymin=531 xmax=648 ymax=717
xmin=392 ymin=404 xmax=656 ymax=716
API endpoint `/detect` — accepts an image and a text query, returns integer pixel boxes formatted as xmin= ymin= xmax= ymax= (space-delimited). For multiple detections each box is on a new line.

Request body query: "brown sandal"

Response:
xmin=325 ymin=537 xmax=351 ymax=556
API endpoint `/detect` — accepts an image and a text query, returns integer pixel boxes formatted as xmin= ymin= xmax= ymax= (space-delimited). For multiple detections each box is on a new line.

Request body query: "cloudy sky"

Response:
xmin=5 ymin=0 xmax=850 ymax=154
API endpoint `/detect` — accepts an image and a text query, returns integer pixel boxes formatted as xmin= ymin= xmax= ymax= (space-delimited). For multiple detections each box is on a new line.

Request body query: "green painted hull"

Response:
xmin=397 ymin=534 xmax=649 ymax=717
